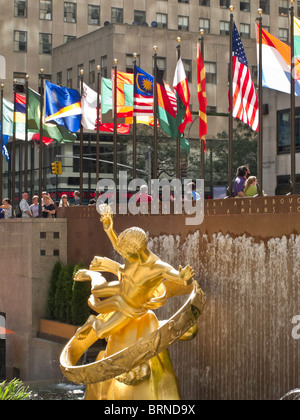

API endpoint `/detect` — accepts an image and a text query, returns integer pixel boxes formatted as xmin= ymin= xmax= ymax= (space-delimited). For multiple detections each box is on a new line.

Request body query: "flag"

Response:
xmin=156 ymin=71 xmax=190 ymax=153
xmin=45 ymin=81 xmax=82 ymax=132
xmin=173 ymin=58 xmax=193 ymax=134
xmin=0 ymin=123 xmax=9 ymax=146
xmin=81 ymin=82 xmax=131 ymax=134
xmin=28 ymin=87 xmax=77 ymax=145
xmin=294 ymin=17 xmax=300 ymax=80
xmin=2 ymin=145 xmax=9 ymax=162
xmin=197 ymin=43 xmax=207 ymax=152
xmin=112 ymin=71 xmax=134 ymax=118
xmin=256 ymin=25 xmax=300 ymax=96
xmin=134 ymin=67 xmax=154 ymax=117
xmin=232 ymin=22 xmax=258 ymax=132
xmin=2 ymin=97 xmax=26 ymax=140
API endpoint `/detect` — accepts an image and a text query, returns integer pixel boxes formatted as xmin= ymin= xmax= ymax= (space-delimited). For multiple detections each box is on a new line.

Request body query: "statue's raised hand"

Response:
xmin=99 ymin=204 xmax=113 ymax=230
xmin=178 ymin=265 xmax=194 ymax=286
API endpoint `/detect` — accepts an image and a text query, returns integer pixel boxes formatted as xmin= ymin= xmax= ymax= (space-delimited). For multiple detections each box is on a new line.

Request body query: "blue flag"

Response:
xmin=133 ymin=66 xmax=154 ymax=117
xmin=2 ymin=145 xmax=9 ymax=162
xmin=45 ymin=81 xmax=82 ymax=132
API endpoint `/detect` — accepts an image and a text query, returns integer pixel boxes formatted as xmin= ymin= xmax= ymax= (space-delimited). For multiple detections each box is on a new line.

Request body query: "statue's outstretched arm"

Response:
xmin=164 ymin=264 xmax=194 ymax=287
xmin=100 ymin=205 xmax=120 ymax=254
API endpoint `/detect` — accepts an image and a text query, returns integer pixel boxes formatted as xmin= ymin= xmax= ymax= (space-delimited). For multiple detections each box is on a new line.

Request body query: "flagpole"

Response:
xmin=39 ymin=69 xmax=44 ymax=218
xmin=199 ymin=29 xmax=205 ymax=181
xmin=96 ymin=65 xmax=101 ymax=186
xmin=0 ymin=83 xmax=3 ymax=204
xmin=24 ymin=74 xmax=29 ymax=193
xmin=176 ymin=37 xmax=181 ymax=180
xmin=132 ymin=53 xmax=137 ymax=180
xmin=12 ymin=79 xmax=17 ymax=217
xmin=257 ymin=8 xmax=264 ymax=196
xmin=153 ymin=46 xmax=158 ymax=180
xmin=290 ymin=0 xmax=296 ymax=195
xmin=79 ymin=69 xmax=84 ymax=204
xmin=113 ymin=58 xmax=118 ymax=185
xmin=228 ymin=5 xmax=234 ymax=198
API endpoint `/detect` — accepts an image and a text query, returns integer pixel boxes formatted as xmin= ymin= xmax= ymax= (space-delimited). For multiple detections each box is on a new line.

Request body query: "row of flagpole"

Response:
xmin=1 ymin=2 xmax=299 ymax=212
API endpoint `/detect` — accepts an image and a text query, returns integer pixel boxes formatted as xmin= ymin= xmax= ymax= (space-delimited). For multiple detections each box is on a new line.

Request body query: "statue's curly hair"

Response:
xmin=117 ymin=227 xmax=148 ymax=254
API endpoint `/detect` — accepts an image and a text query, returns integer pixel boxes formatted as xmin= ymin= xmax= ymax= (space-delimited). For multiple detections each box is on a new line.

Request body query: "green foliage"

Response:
xmin=46 ymin=261 xmax=62 ymax=320
xmin=71 ymin=263 xmax=92 ymax=326
xmin=0 ymin=378 xmax=30 ymax=400
xmin=46 ymin=261 xmax=92 ymax=325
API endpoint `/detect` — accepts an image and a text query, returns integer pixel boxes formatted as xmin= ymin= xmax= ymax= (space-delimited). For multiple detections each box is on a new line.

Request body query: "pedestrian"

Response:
xmin=187 ymin=182 xmax=200 ymax=200
xmin=73 ymin=190 xmax=81 ymax=206
xmin=42 ymin=195 xmax=55 ymax=218
xmin=59 ymin=194 xmax=70 ymax=207
xmin=233 ymin=165 xmax=250 ymax=198
xmin=135 ymin=185 xmax=153 ymax=203
xmin=19 ymin=192 xmax=33 ymax=218
xmin=0 ymin=198 xmax=12 ymax=219
xmin=30 ymin=195 xmax=39 ymax=218
xmin=244 ymin=176 xmax=265 ymax=197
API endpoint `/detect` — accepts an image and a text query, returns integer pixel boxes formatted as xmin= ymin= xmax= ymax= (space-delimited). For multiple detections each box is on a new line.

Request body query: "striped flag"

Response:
xmin=133 ymin=66 xmax=154 ymax=117
xmin=232 ymin=23 xmax=258 ymax=132
xmin=197 ymin=43 xmax=207 ymax=151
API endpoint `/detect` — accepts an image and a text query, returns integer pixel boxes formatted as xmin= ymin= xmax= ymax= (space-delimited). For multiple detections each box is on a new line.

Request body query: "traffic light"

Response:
xmin=57 ymin=161 xmax=62 ymax=175
xmin=51 ymin=161 xmax=63 ymax=175
xmin=51 ymin=162 xmax=58 ymax=174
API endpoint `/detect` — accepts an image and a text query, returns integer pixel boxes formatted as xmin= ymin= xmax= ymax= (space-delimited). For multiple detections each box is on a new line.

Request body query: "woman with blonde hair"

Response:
xmin=244 ymin=176 xmax=265 ymax=197
xmin=59 ymin=194 xmax=70 ymax=207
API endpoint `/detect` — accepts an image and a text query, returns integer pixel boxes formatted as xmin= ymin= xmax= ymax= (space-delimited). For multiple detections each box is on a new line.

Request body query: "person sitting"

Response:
xmin=244 ymin=176 xmax=265 ymax=197
xmin=234 ymin=166 xmax=250 ymax=198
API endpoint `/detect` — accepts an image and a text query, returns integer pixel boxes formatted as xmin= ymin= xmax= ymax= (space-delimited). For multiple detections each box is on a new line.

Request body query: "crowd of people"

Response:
xmin=0 ymin=191 xmax=74 ymax=219
xmin=0 ymin=173 xmax=263 ymax=219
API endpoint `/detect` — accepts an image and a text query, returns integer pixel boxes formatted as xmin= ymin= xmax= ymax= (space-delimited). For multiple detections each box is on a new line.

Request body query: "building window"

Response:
xmin=125 ymin=54 xmax=140 ymax=73
xmin=57 ymin=72 xmax=62 ymax=86
xmin=240 ymin=0 xmax=250 ymax=12
xmin=199 ymin=0 xmax=210 ymax=5
xmin=153 ymin=57 xmax=167 ymax=77
xmin=13 ymin=72 xmax=27 ymax=93
xmin=101 ymin=56 xmax=108 ymax=78
xmin=178 ymin=16 xmax=189 ymax=31
xmin=259 ymin=0 xmax=270 ymax=14
xmin=178 ymin=0 xmax=189 ymax=3
xmin=64 ymin=35 xmax=76 ymax=43
xmin=89 ymin=60 xmax=95 ymax=84
xmin=111 ymin=8 xmax=123 ymax=24
xmin=39 ymin=33 xmax=52 ymax=54
xmin=14 ymin=0 xmax=27 ymax=18
xmin=134 ymin=10 xmax=146 ymax=25
xmin=205 ymin=62 xmax=217 ymax=84
xmin=40 ymin=0 xmax=52 ymax=20
xmin=14 ymin=31 xmax=27 ymax=52
xmin=182 ymin=60 xmax=192 ymax=83
xmin=67 ymin=68 xmax=73 ymax=88
xmin=64 ymin=2 xmax=77 ymax=23
xmin=156 ymin=13 xmax=168 ymax=29
xmin=240 ymin=23 xmax=250 ymax=38
xmin=279 ymin=0 xmax=289 ymax=16
xmin=279 ymin=28 xmax=289 ymax=42
xmin=220 ymin=21 xmax=230 ymax=36
xmin=277 ymin=108 xmax=300 ymax=154
xmin=199 ymin=18 xmax=210 ymax=34
xmin=220 ymin=0 xmax=230 ymax=8
xmin=88 ymin=5 xmax=100 ymax=25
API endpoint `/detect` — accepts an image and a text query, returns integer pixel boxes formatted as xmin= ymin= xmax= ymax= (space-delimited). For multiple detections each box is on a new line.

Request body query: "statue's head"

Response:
xmin=117 ymin=227 xmax=148 ymax=259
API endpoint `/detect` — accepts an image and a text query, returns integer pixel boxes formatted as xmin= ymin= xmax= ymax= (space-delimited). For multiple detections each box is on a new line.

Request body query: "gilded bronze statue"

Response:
xmin=60 ymin=204 xmax=205 ymax=400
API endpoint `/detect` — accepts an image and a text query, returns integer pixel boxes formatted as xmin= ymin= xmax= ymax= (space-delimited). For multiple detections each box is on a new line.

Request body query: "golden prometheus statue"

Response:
xmin=60 ymin=204 xmax=205 ymax=400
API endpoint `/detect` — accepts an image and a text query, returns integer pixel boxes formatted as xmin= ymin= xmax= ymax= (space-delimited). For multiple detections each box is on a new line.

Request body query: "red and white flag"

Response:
xmin=173 ymin=58 xmax=192 ymax=134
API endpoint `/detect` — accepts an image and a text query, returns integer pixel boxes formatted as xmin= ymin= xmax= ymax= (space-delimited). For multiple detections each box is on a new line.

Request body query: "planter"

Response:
xmin=39 ymin=319 xmax=79 ymax=340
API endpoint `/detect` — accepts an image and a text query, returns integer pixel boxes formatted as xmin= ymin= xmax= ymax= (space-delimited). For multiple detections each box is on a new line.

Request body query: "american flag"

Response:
xmin=232 ymin=23 xmax=259 ymax=132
